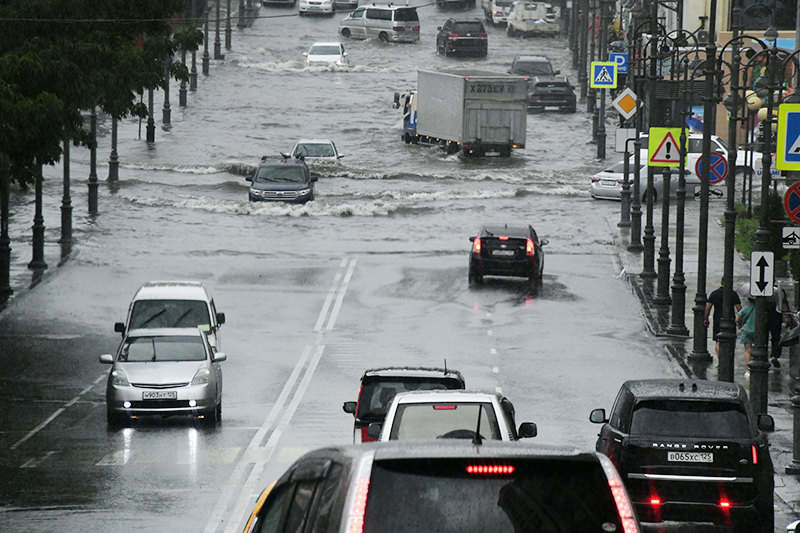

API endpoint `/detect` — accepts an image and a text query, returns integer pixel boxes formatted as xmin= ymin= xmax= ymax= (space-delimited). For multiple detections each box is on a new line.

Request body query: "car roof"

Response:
xmin=309 ymin=42 xmax=341 ymax=47
xmin=126 ymin=327 xmax=206 ymax=338
xmin=293 ymin=439 xmax=596 ymax=464
xmin=391 ymin=389 xmax=503 ymax=403
xmin=513 ymin=55 xmax=550 ymax=63
xmin=362 ymin=366 xmax=465 ymax=381
xmin=133 ymin=281 xmax=211 ymax=301
xmin=622 ymin=379 xmax=746 ymax=402
xmin=294 ymin=139 xmax=335 ymax=145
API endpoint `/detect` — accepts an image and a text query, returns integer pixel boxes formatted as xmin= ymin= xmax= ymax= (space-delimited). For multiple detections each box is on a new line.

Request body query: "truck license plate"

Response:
xmin=143 ymin=391 xmax=177 ymax=400
xmin=667 ymin=451 xmax=713 ymax=463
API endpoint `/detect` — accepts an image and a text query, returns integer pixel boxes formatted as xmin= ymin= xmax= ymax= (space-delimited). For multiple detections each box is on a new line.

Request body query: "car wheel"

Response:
xmin=507 ymin=27 xmax=517 ymax=37
xmin=468 ymin=264 xmax=483 ymax=285
xmin=215 ymin=400 xmax=222 ymax=422
xmin=342 ymin=28 xmax=351 ymax=38
xmin=379 ymin=32 xmax=389 ymax=43
xmin=107 ymin=410 xmax=129 ymax=428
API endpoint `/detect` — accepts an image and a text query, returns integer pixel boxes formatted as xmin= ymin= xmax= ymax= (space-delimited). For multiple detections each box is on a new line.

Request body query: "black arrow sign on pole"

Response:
xmin=755 ymin=255 xmax=769 ymax=293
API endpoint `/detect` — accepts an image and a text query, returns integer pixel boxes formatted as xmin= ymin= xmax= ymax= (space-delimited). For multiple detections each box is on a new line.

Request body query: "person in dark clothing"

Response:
xmin=767 ymin=286 xmax=789 ymax=367
xmin=704 ymin=279 xmax=742 ymax=358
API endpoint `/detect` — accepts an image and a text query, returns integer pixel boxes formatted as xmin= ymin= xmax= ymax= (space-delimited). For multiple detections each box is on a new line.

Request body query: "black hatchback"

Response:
xmin=590 ymin=379 xmax=775 ymax=533
xmin=246 ymin=155 xmax=317 ymax=204
xmin=468 ymin=224 xmax=548 ymax=289
xmin=528 ymin=76 xmax=577 ymax=113
xmin=436 ymin=18 xmax=487 ymax=57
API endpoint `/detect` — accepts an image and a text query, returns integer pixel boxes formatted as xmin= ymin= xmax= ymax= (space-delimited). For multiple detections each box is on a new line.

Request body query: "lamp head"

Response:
xmin=764 ymin=26 xmax=779 ymax=45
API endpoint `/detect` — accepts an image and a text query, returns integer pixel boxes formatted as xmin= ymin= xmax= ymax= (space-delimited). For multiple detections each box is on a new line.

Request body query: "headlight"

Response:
xmin=298 ymin=188 xmax=311 ymax=196
xmin=111 ymin=369 xmax=130 ymax=387
xmin=191 ymin=368 xmax=211 ymax=386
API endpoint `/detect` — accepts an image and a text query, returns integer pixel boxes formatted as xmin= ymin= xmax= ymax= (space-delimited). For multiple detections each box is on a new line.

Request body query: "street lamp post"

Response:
xmin=689 ymin=0 xmax=718 ymax=362
xmin=88 ymin=106 xmax=99 ymax=215
xmin=641 ymin=0 xmax=660 ymax=280
xmin=215 ymin=0 xmax=224 ymax=60
xmin=226 ymin=0 xmax=232 ymax=50
xmin=61 ymin=139 xmax=73 ymax=245
xmin=596 ymin=0 xmax=608 ymax=160
xmin=578 ymin=0 xmax=588 ymax=104
xmin=203 ymin=8 xmax=210 ymax=76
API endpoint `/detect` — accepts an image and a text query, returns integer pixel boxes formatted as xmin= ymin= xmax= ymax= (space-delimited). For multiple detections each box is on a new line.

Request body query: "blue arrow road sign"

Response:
xmin=609 ymin=53 xmax=628 ymax=74
xmin=777 ymin=104 xmax=800 ymax=170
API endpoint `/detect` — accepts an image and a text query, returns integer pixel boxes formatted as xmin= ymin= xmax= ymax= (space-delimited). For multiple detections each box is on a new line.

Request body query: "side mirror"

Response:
xmin=540 ymin=239 xmax=549 ymax=246
xmin=310 ymin=176 xmax=319 ymax=182
xmin=589 ymin=408 xmax=607 ymax=424
xmin=518 ymin=422 xmax=537 ymax=438
xmin=469 ymin=236 xmax=476 ymax=242
xmin=343 ymin=401 xmax=357 ymax=414
xmin=757 ymin=413 xmax=775 ymax=432
xmin=337 ymin=154 xmax=345 ymax=159
xmin=554 ymin=69 xmax=561 ymax=75
xmin=99 ymin=354 xmax=114 ymax=364
xmin=213 ymin=352 xmax=227 ymax=362
xmin=367 ymin=422 xmax=382 ymax=440
xmin=216 ymin=312 xmax=226 ymax=326
xmin=114 ymin=322 xmax=125 ymax=334
xmin=302 ymin=52 xmax=308 ymax=57
xmin=246 ymin=176 xmax=253 ymax=182
xmin=437 ymin=26 xmax=442 ymax=31
xmin=393 ymin=92 xmax=400 ymax=109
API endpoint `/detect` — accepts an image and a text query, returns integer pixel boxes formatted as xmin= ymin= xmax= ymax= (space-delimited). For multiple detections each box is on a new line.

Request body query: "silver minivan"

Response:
xmin=338 ymin=5 xmax=420 ymax=42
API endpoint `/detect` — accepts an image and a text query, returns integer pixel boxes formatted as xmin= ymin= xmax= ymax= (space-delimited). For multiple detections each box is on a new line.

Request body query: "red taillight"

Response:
xmin=720 ymin=499 xmax=731 ymax=508
xmin=650 ymin=498 xmax=660 ymax=505
xmin=348 ymin=476 xmax=370 ymax=533
xmin=433 ymin=404 xmax=456 ymax=410
xmin=466 ymin=464 xmax=515 ymax=475
xmin=413 ymin=25 xmax=419 ymax=31
xmin=526 ymin=239 xmax=534 ymax=256
xmin=752 ymin=445 xmax=758 ymax=465
xmin=449 ymin=33 xmax=459 ymax=38
xmin=600 ymin=457 xmax=640 ymax=533
xmin=473 ymin=237 xmax=481 ymax=253
xmin=361 ymin=425 xmax=377 ymax=443
xmin=499 ymin=235 xmax=509 ymax=240
xmin=479 ymin=33 xmax=487 ymax=38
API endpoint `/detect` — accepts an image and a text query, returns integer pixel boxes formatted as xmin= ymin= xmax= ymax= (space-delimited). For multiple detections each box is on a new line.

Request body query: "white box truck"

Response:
xmin=394 ymin=70 xmax=527 ymax=157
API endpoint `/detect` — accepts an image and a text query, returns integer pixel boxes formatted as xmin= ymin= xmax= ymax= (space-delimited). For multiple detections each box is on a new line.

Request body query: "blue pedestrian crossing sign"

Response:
xmin=609 ymin=53 xmax=628 ymax=74
xmin=590 ymin=62 xmax=617 ymax=89
xmin=777 ymin=104 xmax=800 ymax=171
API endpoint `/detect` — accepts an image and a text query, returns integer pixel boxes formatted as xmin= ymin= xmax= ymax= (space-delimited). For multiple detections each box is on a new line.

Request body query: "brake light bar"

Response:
xmin=650 ymin=498 xmax=660 ymax=505
xmin=466 ymin=464 xmax=515 ymax=475
xmin=433 ymin=404 xmax=456 ymax=410
xmin=720 ymin=499 xmax=731 ymax=508
xmin=499 ymin=236 xmax=509 ymax=240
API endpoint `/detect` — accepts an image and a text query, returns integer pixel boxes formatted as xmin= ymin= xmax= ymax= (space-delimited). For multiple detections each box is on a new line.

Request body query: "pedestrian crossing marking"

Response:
xmin=590 ymin=61 xmax=617 ymax=88
xmin=595 ymin=67 xmax=612 ymax=83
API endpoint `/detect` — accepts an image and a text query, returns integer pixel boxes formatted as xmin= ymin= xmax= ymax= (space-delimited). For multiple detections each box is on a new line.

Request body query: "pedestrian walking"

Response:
xmin=737 ymin=297 xmax=756 ymax=377
xmin=704 ymin=278 xmax=741 ymax=358
xmin=767 ymin=285 xmax=789 ymax=368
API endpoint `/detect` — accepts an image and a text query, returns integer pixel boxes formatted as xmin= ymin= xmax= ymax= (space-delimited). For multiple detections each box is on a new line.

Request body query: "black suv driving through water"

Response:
xmin=590 ymin=379 xmax=774 ymax=533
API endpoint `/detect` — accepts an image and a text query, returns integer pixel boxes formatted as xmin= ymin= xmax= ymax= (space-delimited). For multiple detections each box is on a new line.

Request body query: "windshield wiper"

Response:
xmin=138 ymin=309 xmax=166 ymax=328
xmin=172 ymin=308 xmax=195 ymax=327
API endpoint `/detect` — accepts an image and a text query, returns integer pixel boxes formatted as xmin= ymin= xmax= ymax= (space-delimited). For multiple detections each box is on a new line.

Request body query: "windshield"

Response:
xmin=254 ymin=166 xmax=307 ymax=183
xmin=356 ymin=378 xmax=461 ymax=419
xmin=364 ymin=458 xmax=623 ymax=533
xmin=389 ymin=402 xmax=501 ymax=440
xmin=494 ymin=0 xmax=514 ymax=6
xmin=309 ymin=45 xmax=340 ymax=56
xmin=393 ymin=8 xmax=418 ymax=21
xmin=119 ymin=335 xmax=206 ymax=362
xmin=512 ymin=61 xmax=553 ymax=76
xmin=129 ymin=299 xmax=211 ymax=331
xmin=630 ymin=400 xmax=751 ymax=438
xmin=293 ymin=143 xmax=335 ymax=157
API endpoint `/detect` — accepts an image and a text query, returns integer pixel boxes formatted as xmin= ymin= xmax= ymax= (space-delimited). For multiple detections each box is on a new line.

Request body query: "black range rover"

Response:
xmin=590 ymin=379 xmax=774 ymax=533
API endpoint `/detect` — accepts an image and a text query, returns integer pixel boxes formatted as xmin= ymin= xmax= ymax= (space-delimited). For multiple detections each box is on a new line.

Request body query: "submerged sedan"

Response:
xmin=303 ymin=41 xmax=348 ymax=65
xmin=590 ymin=159 xmax=701 ymax=202
xmin=100 ymin=328 xmax=226 ymax=426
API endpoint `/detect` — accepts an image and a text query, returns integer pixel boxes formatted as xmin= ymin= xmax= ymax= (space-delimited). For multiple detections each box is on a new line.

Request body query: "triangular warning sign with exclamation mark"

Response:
xmin=650 ymin=132 xmax=681 ymax=163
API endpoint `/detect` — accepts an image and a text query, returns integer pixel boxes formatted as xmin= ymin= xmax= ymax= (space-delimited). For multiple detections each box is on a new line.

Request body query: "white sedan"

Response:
xmin=303 ymin=41 xmax=348 ymax=66
xmin=290 ymin=138 xmax=343 ymax=160
xmin=298 ymin=0 xmax=334 ymax=15
xmin=590 ymin=159 xmax=702 ymax=202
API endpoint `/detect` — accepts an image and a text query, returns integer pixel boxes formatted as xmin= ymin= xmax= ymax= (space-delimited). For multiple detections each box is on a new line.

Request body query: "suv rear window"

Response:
xmin=365 ymin=458 xmax=623 ymax=533
xmin=630 ymin=400 xmax=750 ymax=439
xmin=534 ymin=81 xmax=570 ymax=92
xmin=393 ymin=7 xmax=418 ymax=21
xmin=389 ymin=402 xmax=501 ymax=440
xmin=357 ymin=378 xmax=460 ymax=419
xmin=513 ymin=61 xmax=553 ymax=77
xmin=452 ymin=22 xmax=484 ymax=33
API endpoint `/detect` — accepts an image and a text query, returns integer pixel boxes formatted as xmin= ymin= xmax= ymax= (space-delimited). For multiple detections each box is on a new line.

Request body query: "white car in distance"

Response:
xmin=369 ymin=389 xmax=537 ymax=442
xmin=290 ymin=138 xmax=344 ymax=160
xmin=303 ymin=41 xmax=348 ymax=66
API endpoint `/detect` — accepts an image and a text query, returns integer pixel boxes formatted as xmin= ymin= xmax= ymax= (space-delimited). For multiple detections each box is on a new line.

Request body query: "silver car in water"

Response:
xmin=100 ymin=328 xmax=226 ymax=427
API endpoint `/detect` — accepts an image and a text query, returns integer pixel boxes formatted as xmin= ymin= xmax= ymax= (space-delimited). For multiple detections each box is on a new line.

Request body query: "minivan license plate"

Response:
xmin=667 ymin=451 xmax=712 ymax=463
xmin=143 ymin=391 xmax=177 ymax=400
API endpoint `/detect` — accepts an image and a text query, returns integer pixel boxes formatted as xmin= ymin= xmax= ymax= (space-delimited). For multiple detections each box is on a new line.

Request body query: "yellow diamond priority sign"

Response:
xmin=612 ymin=88 xmax=638 ymax=120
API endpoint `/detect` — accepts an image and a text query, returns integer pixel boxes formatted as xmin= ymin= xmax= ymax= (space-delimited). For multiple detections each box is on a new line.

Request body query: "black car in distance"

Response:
xmin=342 ymin=366 xmax=465 ymax=442
xmin=246 ymin=155 xmax=317 ymax=204
xmin=527 ymin=76 xmax=577 ymax=113
xmin=590 ymin=379 xmax=775 ymax=533
xmin=436 ymin=18 xmax=488 ymax=57
xmin=468 ymin=224 xmax=548 ymax=291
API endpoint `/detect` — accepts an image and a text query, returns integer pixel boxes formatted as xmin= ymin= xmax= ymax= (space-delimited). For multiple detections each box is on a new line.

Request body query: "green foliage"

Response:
xmin=734 ymin=192 xmax=788 ymax=260
xmin=0 ymin=0 xmax=200 ymax=186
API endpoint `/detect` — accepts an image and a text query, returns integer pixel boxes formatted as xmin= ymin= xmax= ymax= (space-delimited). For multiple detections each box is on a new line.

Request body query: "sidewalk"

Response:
xmin=609 ymin=196 xmax=800 ymax=528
